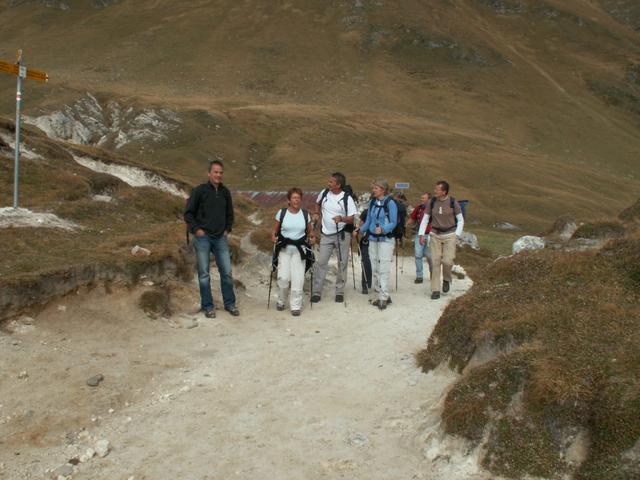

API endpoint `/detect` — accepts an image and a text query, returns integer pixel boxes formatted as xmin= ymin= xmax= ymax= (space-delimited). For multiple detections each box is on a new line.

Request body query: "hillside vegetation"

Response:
xmin=0 ymin=0 xmax=639 ymax=232
xmin=417 ymin=205 xmax=640 ymax=479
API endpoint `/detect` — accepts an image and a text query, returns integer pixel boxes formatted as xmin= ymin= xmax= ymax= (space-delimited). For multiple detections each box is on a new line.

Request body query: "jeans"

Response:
xmin=193 ymin=234 xmax=236 ymax=311
xmin=414 ymin=234 xmax=433 ymax=279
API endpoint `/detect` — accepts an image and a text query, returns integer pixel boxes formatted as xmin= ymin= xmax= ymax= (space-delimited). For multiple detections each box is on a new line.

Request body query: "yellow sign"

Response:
xmin=0 ymin=60 xmax=48 ymax=82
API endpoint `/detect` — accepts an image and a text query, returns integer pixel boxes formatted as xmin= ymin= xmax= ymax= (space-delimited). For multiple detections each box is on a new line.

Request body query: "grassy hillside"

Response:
xmin=417 ymin=207 xmax=640 ymax=479
xmin=0 ymin=0 xmax=639 ymax=232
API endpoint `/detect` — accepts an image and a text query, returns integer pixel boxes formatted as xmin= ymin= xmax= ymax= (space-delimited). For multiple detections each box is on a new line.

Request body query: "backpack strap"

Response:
xmin=319 ymin=188 xmax=329 ymax=206
xmin=302 ymin=209 xmax=309 ymax=226
xmin=450 ymin=196 xmax=457 ymax=227
xmin=277 ymin=207 xmax=287 ymax=237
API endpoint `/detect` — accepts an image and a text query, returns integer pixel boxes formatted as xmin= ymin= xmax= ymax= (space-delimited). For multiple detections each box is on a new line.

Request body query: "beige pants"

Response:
xmin=429 ymin=233 xmax=457 ymax=293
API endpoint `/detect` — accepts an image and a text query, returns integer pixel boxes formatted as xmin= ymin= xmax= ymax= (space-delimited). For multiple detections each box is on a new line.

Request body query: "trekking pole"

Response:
xmin=395 ymin=239 xmax=398 ymax=292
xmin=335 ymin=221 xmax=346 ymax=308
xmin=400 ymin=237 xmax=405 ymax=274
xmin=267 ymin=243 xmax=276 ymax=309
xmin=350 ymin=237 xmax=356 ymax=289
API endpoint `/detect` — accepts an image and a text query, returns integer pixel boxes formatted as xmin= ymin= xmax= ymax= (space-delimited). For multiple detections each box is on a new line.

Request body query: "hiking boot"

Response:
xmin=431 ymin=291 xmax=441 ymax=300
xmin=371 ymin=297 xmax=392 ymax=307
xmin=443 ymin=280 xmax=450 ymax=293
xmin=335 ymin=294 xmax=344 ymax=303
xmin=414 ymin=277 xmax=423 ymax=284
xmin=225 ymin=306 xmax=240 ymax=316
xmin=378 ymin=299 xmax=388 ymax=311
xmin=311 ymin=294 xmax=321 ymax=303
xmin=291 ymin=310 xmax=301 ymax=317
xmin=204 ymin=308 xmax=216 ymax=319
xmin=276 ymin=303 xmax=285 ymax=311
xmin=361 ymin=287 xmax=368 ymax=295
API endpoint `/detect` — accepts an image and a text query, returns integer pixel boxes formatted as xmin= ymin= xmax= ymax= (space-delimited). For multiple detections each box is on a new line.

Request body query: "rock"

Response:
xmin=6 ymin=318 xmax=35 ymax=334
xmin=512 ymin=235 xmax=545 ymax=254
xmin=95 ymin=439 xmax=110 ymax=458
xmin=18 ymin=371 xmax=28 ymax=379
xmin=452 ymin=264 xmax=467 ymax=279
xmin=53 ymin=463 xmax=74 ymax=478
xmin=347 ymin=432 xmax=369 ymax=447
xmin=86 ymin=374 xmax=104 ymax=387
xmin=549 ymin=214 xmax=578 ymax=240
xmin=57 ymin=305 xmax=67 ymax=312
xmin=131 ymin=245 xmax=151 ymax=256
xmin=79 ymin=447 xmax=96 ymax=463
xmin=492 ymin=222 xmax=520 ymax=231
xmin=457 ymin=231 xmax=479 ymax=250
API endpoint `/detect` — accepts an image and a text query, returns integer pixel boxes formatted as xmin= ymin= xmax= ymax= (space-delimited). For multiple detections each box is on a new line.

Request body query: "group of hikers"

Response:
xmin=184 ymin=161 xmax=465 ymax=318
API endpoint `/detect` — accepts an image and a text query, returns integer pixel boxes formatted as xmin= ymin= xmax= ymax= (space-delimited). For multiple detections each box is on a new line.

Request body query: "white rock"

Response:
xmin=79 ymin=447 xmax=96 ymax=463
xmin=512 ymin=235 xmax=545 ymax=254
xmin=95 ymin=439 xmax=111 ymax=458
xmin=131 ymin=245 xmax=151 ymax=256
xmin=457 ymin=231 xmax=479 ymax=250
xmin=18 ymin=371 xmax=28 ymax=379
xmin=57 ymin=305 xmax=67 ymax=312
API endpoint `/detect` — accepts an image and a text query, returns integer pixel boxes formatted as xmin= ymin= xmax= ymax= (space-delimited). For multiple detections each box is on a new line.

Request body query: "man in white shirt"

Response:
xmin=311 ymin=172 xmax=358 ymax=303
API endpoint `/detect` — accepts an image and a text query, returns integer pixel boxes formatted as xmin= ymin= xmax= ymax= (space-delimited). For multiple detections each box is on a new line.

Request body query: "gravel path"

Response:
xmin=0 ymin=255 xmax=489 ymax=480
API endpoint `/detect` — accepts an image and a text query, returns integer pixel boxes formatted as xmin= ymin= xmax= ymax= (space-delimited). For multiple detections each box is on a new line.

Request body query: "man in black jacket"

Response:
xmin=184 ymin=160 xmax=239 ymax=318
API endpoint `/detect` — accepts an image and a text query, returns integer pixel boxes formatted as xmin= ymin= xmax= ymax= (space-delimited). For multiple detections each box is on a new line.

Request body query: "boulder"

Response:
xmin=457 ymin=231 xmax=479 ymax=250
xmin=512 ymin=235 xmax=545 ymax=254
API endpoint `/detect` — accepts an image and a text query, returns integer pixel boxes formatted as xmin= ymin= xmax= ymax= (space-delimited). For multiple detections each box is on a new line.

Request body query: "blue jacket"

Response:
xmin=360 ymin=196 xmax=397 ymax=240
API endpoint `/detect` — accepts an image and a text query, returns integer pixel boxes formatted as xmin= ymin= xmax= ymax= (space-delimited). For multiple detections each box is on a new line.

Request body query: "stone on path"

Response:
xmin=86 ymin=374 xmax=104 ymax=387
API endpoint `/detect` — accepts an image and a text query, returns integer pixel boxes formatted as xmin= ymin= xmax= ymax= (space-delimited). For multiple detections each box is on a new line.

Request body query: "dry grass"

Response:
xmin=417 ymin=206 xmax=640 ymax=478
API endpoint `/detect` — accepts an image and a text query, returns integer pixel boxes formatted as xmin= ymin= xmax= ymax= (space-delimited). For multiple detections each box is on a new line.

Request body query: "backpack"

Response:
xmin=368 ymin=196 xmax=406 ymax=239
xmin=319 ymin=185 xmax=356 ymax=233
xmin=428 ymin=196 xmax=458 ymax=227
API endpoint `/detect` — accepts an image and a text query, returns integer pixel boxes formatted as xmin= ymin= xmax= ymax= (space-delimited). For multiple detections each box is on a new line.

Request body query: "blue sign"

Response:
xmin=394 ymin=182 xmax=410 ymax=190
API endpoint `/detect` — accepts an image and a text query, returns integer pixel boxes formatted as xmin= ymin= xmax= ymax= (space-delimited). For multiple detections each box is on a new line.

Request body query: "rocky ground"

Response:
xmin=0 ymin=254 xmax=483 ymax=480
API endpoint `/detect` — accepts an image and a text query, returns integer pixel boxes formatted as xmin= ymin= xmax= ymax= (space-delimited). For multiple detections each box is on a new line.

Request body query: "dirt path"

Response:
xmin=0 ymin=255 xmax=486 ymax=480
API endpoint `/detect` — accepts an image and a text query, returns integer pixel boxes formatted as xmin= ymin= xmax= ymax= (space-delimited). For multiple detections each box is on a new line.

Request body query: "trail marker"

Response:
xmin=0 ymin=50 xmax=49 ymax=209
xmin=394 ymin=182 xmax=410 ymax=190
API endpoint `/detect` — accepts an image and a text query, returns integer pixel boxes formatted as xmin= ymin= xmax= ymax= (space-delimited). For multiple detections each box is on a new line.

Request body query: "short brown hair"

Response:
xmin=287 ymin=187 xmax=303 ymax=200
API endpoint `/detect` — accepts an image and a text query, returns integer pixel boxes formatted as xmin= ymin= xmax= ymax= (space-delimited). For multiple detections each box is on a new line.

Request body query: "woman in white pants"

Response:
xmin=353 ymin=179 xmax=397 ymax=310
xmin=271 ymin=188 xmax=315 ymax=316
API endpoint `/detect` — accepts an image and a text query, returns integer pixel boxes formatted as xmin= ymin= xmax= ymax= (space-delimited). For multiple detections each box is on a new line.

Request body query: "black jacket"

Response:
xmin=184 ymin=182 xmax=234 ymax=236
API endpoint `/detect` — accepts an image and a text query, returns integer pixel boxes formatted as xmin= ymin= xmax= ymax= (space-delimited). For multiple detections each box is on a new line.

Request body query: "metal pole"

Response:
xmin=13 ymin=50 xmax=23 ymax=209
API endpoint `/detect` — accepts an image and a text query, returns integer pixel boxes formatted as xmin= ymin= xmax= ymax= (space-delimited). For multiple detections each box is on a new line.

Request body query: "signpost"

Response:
xmin=0 ymin=50 xmax=49 ymax=209
xmin=394 ymin=182 xmax=410 ymax=190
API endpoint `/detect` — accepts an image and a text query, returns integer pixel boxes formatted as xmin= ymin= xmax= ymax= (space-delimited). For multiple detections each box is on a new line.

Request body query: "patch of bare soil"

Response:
xmin=0 ymin=255 xmax=483 ymax=480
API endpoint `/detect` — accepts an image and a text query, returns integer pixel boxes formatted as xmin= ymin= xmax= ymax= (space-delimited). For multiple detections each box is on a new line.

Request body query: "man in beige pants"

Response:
xmin=418 ymin=180 xmax=464 ymax=299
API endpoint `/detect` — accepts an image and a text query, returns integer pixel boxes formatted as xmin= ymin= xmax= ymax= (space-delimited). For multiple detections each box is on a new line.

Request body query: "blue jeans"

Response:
xmin=414 ymin=234 xmax=433 ymax=279
xmin=193 ymin=234 xmax=236 ymax=311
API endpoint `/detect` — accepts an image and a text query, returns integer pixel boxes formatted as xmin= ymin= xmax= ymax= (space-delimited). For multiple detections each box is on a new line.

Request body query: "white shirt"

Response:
xmin=274 ymin=209 xmax=309 ymax=240
xmin=316 ymin=190 xmax=357 ymax=234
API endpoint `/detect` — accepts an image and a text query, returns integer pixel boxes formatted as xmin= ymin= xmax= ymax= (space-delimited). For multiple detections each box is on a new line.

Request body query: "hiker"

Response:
xmin=406 ymin=192 xmax=433 ymax=284
xmin=354 ymin=178 xmax=397 ymax=310
xmin=355 ymin=200 xmax=373 ymax=294
xmin=270 ymin=188 xmax=315 ymax=316
xmin=418 ymin=180 xmax=464 ymax=300
xmin=184 ymin=160 xmax=240 ymax=318
xmin=311 ymin=172 xmax=358 ymax=303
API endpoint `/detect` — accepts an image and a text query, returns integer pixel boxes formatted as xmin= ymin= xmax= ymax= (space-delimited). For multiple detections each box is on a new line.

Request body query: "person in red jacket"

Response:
xmin=406 ymin=192 xmax=432 ymax=284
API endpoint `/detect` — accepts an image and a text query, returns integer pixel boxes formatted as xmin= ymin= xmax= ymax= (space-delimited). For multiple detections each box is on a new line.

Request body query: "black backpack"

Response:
xmin=428 ymin=196 xmax=458 ymax=227
xmin=368 ymin=196 xmax=406 ymax=239
xmin=319 ymin=185 xmax=356 ymax=233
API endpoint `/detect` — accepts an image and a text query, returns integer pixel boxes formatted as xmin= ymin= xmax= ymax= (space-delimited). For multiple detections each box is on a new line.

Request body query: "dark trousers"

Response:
xmin=360 ymin=238 xmax=372 ymax=290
